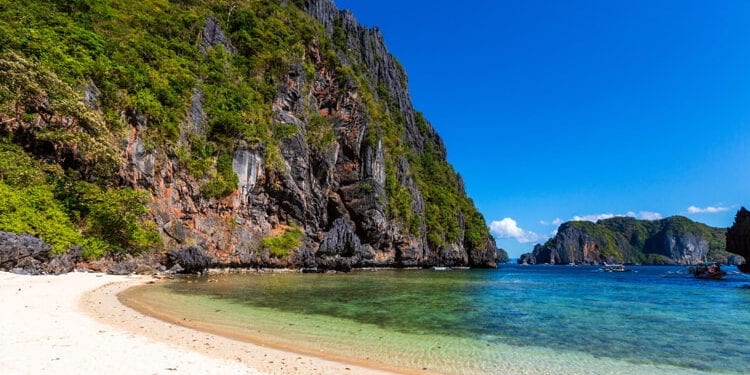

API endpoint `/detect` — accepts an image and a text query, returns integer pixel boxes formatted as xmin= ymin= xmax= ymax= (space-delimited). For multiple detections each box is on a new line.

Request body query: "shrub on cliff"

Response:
xmin=263 ymin=226 xmax=304 ymax=258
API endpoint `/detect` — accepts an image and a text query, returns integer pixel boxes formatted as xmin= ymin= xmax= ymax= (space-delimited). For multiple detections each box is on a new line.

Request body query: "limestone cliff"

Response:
xmin=520 ymin=216 xmax=740 ymax=265
xmin=0 ymin=0 xmax=505 ymax=270
xmin=726 ymin=207 xmax=750 ymax=272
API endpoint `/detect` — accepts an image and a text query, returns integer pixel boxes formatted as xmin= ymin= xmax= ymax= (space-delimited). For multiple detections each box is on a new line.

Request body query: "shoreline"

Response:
xmin=0 ymin=271 xmax=396 ymax=375
xmin=98 ymin=279 xmax=414 ymax=375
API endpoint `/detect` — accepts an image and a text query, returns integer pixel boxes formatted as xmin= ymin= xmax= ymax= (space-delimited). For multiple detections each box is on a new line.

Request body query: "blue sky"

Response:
xmin=334 ymin=0 xmax=750 ymax=258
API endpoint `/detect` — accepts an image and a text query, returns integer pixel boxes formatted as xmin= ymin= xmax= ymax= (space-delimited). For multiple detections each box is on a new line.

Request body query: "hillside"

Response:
xmin=520 ymin=216 xmax=741 ymax=265
xmin=0 ymin=0 xmax=506 ymax=271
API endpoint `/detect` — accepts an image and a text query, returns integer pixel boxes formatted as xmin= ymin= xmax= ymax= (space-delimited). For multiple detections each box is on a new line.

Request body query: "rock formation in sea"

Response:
xmin=726 ymin=207 xmax=750 ymax=273
xmin=0 ymin=1 xmax=506 ymax=271
xmin=519 ymin=216 xmax=740 ymax=265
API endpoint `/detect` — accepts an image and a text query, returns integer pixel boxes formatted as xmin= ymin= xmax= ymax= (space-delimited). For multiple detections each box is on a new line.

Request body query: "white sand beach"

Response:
xmin=0 ymin=272 xmax=393 ymax=375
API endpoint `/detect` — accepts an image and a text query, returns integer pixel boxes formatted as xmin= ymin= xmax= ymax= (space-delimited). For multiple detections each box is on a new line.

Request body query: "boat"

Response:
xmin=431 ymin=266 xmax=450 ymax=271
xmin=602 ymin=263 xmax=628 ymax=272
xmin=688 ymin=262 xmax=726 ymax=280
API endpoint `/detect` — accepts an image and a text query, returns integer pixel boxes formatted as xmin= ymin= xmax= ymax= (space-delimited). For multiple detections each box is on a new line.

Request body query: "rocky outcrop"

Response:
xmin=113 ymin=3 xmax=503 ymax=271
xmin=199 ymin=16 xmax=236 ymax=55
xmin=519 ymin=216 xmax=737 ymax=265
xmin=0 ymin=1 xmax=504 ymax=272
xmin=166 ymin=246 xmax=213 ymax=274
xmin=0 ymin=232 xmax=82 ymax=275
xmin=726 ymin=207 xmax=750 ymax=272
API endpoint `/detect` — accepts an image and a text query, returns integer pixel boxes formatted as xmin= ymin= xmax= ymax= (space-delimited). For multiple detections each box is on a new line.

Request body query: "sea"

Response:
xmin=120 ymin=264 xmax=750 ymax=374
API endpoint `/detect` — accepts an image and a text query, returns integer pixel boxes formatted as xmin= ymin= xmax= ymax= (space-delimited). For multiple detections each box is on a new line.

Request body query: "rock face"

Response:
xmin=0 ymin=1 xmax=505 ymax=271
xmin=520 ymin=216 xmax=738 ymax=265
xmin=726 ymin=207 xmax=750 ymax=272
xmin=115 ymin=2 xmax=504 ymax=270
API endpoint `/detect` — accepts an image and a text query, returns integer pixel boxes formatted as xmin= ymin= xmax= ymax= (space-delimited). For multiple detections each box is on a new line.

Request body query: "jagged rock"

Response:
xmin=107 ymin=261 xmax=137 ymax=275
xmin=82 ymin=80 xmax=100 ymax=110
xmin=318 ymin=218 xmax=362 ymax=256
xmin=199 ymin=16 xmax=236 ymax=55
xmin=166 ymin=246 xmax=212 ymax=274
xmin=0 ymin=232 xmax=52 ymax=275
xmin=46 ymin=247 xmax=84 ymax=275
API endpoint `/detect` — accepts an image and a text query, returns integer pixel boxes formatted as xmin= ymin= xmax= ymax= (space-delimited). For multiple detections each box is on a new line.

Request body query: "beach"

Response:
xmin=0 ymin=271 xmax=392 ymax=375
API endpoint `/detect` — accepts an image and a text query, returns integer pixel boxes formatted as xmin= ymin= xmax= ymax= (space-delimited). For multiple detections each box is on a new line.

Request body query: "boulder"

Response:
xmin=166 ymin=246 xmax=212 ymax=274
xmin=46 ymin=247 xmax=84 ymax=275
xmin=107 ymin=261 xmax=137 ymax=275
xmin=0 ymin=232 xmax=52 ymax=275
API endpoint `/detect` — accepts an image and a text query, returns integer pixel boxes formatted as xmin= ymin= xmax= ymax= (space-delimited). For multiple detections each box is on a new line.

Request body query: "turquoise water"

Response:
xmin=124 ymin=265 xmax=750 ymax=374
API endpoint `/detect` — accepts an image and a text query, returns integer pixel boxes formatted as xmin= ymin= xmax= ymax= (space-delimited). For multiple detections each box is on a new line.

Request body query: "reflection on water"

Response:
xmin=122 ymin=265 xmax=750 ymax=374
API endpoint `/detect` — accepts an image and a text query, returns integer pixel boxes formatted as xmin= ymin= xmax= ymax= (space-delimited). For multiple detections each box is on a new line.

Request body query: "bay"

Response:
xmin=121 ymin=265 xmax=750 ymax=374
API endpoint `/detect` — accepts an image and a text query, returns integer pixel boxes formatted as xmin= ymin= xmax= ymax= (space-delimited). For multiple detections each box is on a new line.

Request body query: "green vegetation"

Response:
xmin=0 ymin=141 xmax=160 ymax=257
xmin=200 ymin=153 xmax=239 ymax=199
xmin=0 ymin=0 xmax=495 ymax=260
xmin=262 ymin=226 xmax=304 ymax=258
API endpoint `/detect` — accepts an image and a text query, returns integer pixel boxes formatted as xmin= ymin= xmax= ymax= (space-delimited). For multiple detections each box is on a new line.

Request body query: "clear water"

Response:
xmin=122 ymin=265 xmax=750 ymax=374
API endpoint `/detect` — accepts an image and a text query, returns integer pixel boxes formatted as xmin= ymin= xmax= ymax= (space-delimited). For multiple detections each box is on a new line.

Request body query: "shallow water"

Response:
xmin=121 ymin=265 xmax=750 ymax=374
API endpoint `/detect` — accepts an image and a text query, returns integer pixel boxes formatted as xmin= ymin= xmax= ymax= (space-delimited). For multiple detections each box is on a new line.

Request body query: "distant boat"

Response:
xmin=431 ymin=266 xmax=450 ymax=271
xmin=602 ymin=263 xmax=628 ymax=272
xmin=688 ymin=262 xmax=726 ymax=280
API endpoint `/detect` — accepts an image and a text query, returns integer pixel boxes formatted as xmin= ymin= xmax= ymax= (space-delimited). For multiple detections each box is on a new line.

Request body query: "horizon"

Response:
xmin=334 ymin=0 xmax=750 ymax=258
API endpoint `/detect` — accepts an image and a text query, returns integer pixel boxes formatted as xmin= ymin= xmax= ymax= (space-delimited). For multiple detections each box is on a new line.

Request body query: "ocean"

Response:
xmin=120 ymin=264 xmax=750 ymax=374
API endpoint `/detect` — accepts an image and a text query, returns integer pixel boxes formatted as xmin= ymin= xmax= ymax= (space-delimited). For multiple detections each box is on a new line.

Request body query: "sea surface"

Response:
xmin=121 ymin=265 xmax=750 ymax=374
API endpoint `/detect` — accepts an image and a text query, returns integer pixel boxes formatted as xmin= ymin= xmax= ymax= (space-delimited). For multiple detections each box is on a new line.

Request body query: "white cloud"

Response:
xmin=687 ymin=205 xmax=729 ymax=214
xmin=638 ymin=211 xmax=663 ymax=220
xmin=540 ymin=218 xmax=563 ymax=226
xmin=490 ymin=218 xmax=540 ymax=243
xmin=571 ymin=211 xmax=663 ymax=222
xmin=572 ymin=213 xmax=618 ymax=222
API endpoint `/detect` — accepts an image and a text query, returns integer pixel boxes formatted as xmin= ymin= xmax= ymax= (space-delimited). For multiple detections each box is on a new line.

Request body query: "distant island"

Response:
xmin=519 ymin=216 xmax=743 ymax=265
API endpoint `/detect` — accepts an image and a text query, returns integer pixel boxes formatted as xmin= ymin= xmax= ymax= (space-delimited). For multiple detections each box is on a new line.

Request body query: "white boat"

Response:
xmin=602 ymin=263 xmax=628 ymax=272
xmin=431 ymin=266 xmax=450 ymax=271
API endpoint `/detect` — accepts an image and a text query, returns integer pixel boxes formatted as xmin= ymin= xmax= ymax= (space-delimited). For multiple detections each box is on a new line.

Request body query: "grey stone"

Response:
xmin=107 ymin=261 xmax=137 ymax=275
xmin=199 ymin=16 xmax=237 ymax=55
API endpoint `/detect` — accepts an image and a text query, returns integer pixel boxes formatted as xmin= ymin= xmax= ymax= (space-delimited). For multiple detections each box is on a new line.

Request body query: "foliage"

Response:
xmin=307 ymin=113 xmax=336 ymax=149
xmin=0 ymin=181 xmax=84 ymax=255
xmin=262 ymin=226 xmax=304 ymax=258
xmin=201 ymin=153 xmax=239 ymax=198
xmin=0 ymin=0 xmax=496 ymax=260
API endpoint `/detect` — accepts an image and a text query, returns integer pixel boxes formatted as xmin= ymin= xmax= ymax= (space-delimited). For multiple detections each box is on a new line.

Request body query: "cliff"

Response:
xmin=0 ymin=0 xmax=505 ymax=270
xmin=726 ymin=207 xmax=750 ymax=272
xmin=520 ymin=216 xmax=741 ymax=265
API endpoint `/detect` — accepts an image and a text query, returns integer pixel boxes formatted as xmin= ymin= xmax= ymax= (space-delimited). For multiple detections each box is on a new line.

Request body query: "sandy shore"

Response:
xmin=0 ymin=271 xmax=393 ymax=375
